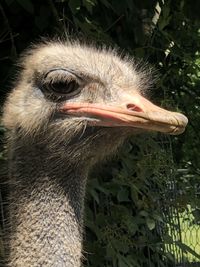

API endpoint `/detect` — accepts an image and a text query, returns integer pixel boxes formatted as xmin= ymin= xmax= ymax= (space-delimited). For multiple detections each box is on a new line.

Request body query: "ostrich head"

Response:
xmin=3 ymin=41 xmax=188 ymax=167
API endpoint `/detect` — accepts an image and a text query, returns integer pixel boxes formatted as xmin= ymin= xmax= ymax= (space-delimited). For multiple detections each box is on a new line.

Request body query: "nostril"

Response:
xmin=126 ymin=103 xmax=143 ymax=112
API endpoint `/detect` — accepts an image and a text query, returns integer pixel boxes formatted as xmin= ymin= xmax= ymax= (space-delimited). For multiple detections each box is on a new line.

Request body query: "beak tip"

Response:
xmin=169 ymin=113 xmax=188 ymax=135
xmin=170 ymin=127 xmax=186 ymax=135
xmin=179 ymin=113 xmax=188 ymax=126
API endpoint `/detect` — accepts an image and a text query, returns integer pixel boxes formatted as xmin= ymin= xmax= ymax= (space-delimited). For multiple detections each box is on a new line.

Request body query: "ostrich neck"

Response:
xmin=6 ymin=136 xmax=88 ymax=267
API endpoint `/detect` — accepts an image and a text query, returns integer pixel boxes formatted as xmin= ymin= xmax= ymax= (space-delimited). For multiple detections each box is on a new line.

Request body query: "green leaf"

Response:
xmin=100 ymin=0 xmax=111 ymax=8
xmin=146 ymin=218 xmax=156 ymax=230
xmin=117 ymin=187 xmax=130 ymax=202
xmin=113 ymin=240 xmax=129 ymax=253
xmin=90 ymin=189 xmax=99 ymax=204
xmin=82 ymin=0 xmax=96 ymax=13
xmin=162 ymin=234 xmax=174 ymax=244
xmin=139 ymin=210 xmax=148 ymax=217
xmin=118 ymin=257 xmax=128 ymax=267
xmin=96 ymin=184 xmax=109 ymax=195
xmin=106 ymin=243 xmax=115 ymax=259
xmin=16 ymin=0 xmax=34 ymax=14
xmin=124 ymin=217 xmax=138 ymax=234
xmin=85 ymin=220 xmax=101 ymax=238
xmin=68 ymin=0 xmax=81 ymax=14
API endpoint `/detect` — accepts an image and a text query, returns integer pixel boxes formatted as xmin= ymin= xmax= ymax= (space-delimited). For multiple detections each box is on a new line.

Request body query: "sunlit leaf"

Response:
xmin=146 ymin=218 xmax=156 ymax=230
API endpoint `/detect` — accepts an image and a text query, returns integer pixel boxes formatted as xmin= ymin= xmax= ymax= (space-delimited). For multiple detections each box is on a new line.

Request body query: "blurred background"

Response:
xmin=0 ymin=0 xmax=200 ymax=266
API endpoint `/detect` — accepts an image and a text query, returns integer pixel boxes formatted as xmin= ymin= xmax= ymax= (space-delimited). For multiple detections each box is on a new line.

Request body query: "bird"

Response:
xmin=2 ymin=40 xmax=188 ymax=267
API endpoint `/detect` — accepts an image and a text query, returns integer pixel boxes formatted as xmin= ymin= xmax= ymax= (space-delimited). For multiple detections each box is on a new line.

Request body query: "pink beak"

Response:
xmin=60 ymin=94 xmax=188 ymax=135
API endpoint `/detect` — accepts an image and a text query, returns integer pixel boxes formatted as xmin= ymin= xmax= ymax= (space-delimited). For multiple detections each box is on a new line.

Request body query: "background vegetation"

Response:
xmin=0 ymin=0 xmax=200 ymax=266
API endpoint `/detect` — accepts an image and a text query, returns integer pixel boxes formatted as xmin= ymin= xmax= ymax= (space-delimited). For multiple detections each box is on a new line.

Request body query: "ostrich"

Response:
xmin=2 ymin=41 xmax=188 ymax=267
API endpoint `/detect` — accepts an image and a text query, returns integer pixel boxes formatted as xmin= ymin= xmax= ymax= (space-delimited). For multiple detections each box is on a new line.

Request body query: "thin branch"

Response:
xmin=0 ymin=57 xmax=10 ymax=61
xmin=0 ymin=2 xmax=17 ymax=58
xmin=0 ymin=33 xmax=19 ymax=44
xmin=104 ymin=14 xmax=125 ymax=33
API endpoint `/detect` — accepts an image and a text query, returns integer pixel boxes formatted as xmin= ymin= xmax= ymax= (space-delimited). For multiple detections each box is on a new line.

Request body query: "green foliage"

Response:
xmin=0 ymin=0 xmax=200 ymax=266
xmin=84 ymin=135 xmax=175 ymax=266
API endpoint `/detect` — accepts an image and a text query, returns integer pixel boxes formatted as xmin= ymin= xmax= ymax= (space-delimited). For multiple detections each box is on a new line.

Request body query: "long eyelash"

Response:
xmin=44 ymin=68 xmax=83 ymax=80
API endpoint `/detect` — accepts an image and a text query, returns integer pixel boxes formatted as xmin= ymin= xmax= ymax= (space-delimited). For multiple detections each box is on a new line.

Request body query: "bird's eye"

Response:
xmin=41 ymin=69 xmax=82 ymax=99
xmin=48 ymin=80 xmax=79 ymax=95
